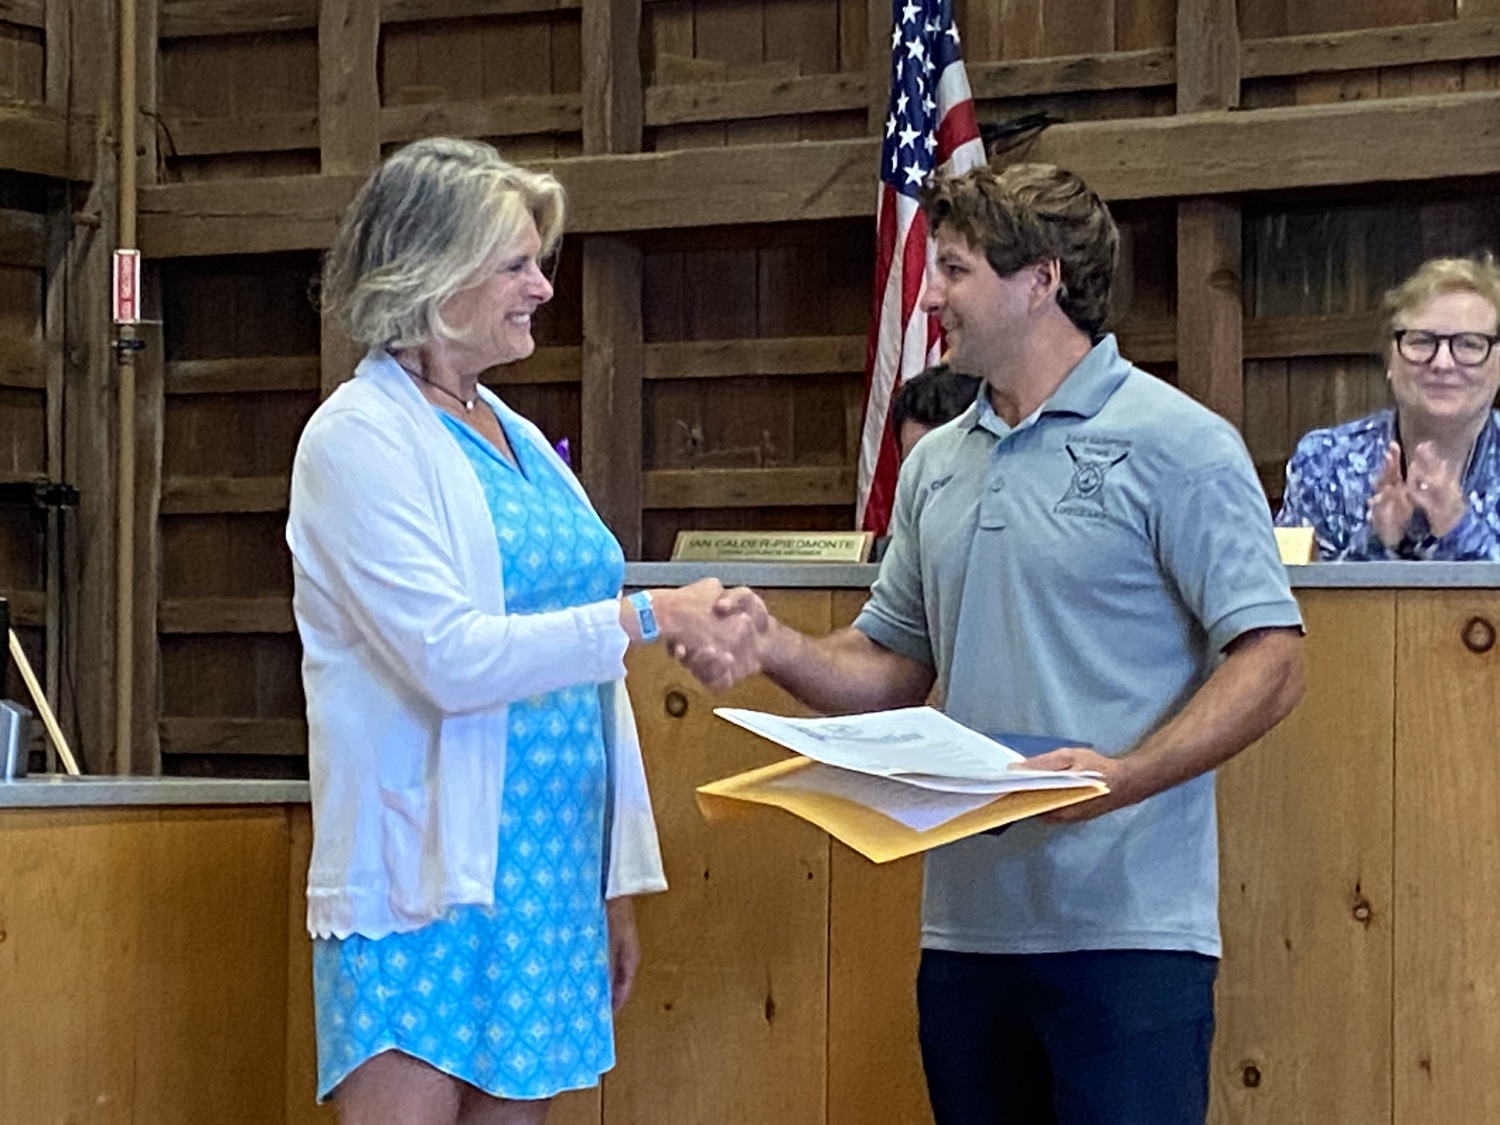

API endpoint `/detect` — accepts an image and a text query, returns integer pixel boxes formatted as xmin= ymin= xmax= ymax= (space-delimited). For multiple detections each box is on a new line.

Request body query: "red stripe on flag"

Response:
xmin=935 ymin=99 xmax=979 ymax=164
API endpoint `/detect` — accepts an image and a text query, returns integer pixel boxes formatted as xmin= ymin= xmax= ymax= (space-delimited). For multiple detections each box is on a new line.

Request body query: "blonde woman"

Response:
xmin=287 ymin=137 xmax=757 ymax=1125
xmin=1278 ymin=255 xmax=1500 ymax=560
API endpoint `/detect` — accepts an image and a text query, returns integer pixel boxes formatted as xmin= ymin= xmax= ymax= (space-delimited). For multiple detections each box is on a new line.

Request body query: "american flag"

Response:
xmin=856 ymin=0 xmax=984 ymax=534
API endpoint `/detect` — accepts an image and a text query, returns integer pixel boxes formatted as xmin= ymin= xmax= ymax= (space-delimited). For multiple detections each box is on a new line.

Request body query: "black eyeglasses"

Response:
xmin=1393 ymin=329 xmax=1500 ymax=367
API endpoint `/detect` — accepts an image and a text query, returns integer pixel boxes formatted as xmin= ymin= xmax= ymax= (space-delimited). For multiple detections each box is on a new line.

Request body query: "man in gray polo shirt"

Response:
xmin=715 ymin=163 xmax=1305 ymax=1125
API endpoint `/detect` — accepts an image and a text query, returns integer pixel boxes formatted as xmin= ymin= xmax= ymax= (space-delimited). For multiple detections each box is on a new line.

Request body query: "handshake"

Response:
xmin=638 ymin=578 xmax=775 ymax=691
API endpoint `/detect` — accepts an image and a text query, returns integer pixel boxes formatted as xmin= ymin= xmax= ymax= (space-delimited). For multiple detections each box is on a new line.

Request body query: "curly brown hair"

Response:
xmin=921 ymin=162 xmax=1119 ymax=337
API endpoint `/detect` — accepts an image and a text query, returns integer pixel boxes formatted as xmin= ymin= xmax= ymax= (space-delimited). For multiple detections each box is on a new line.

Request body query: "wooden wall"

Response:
xmin=0 ymin=0 xmax=113 ymax=772
xmin=95 ymin=0 xmax=1500 ymax=776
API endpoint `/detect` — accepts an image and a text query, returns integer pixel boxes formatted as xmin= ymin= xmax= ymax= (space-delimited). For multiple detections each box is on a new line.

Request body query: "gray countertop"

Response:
xmin=0 ymin=776 xmax=309 ymax=809
xmin=625 ymin=561 xmax=1500 ymax=589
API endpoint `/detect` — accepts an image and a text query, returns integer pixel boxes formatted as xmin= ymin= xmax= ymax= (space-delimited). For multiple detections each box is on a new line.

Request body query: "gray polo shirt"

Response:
xmin=855 ymin=335 xmax=1302 ymax=957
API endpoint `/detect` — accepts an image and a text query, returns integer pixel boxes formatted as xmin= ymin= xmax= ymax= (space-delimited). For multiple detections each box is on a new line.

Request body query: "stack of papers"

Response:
xmin=697 ymin=706 xmax=1109 ymax=862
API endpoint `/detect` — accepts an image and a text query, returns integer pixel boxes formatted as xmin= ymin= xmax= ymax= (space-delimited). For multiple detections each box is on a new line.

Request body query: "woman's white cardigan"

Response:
xmin=286 ymin=350 xmax=667 ymax=941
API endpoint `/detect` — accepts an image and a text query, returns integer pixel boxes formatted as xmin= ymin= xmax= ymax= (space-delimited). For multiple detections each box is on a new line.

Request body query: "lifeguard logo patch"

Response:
xmin=1055 ymin=437 xmax=1131 ymax=518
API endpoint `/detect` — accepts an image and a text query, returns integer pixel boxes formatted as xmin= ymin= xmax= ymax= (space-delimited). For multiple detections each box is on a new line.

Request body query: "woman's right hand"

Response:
xmin=628 ymin=580 xmax=768 ymax=689
xmin=1369 ymin=441 xmax=1416 ymax=549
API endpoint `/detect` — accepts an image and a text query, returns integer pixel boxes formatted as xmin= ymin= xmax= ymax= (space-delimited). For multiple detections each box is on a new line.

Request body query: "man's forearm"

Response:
xmin=760 ymin=621 xmax=934 ymax=716
xmin=1122 ymin=627 xmax=1305 ymax=801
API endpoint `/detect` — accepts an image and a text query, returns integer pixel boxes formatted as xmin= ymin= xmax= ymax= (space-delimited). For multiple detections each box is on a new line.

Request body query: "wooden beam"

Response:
xmin=159 ymin=716 xmax=307 ymax=757
xmin=63 ymin=0 xmax=120 ymax=771
xmin=382 ymin=94 xmax=581 ymax=144
xmin=642 ymin=467 xmax=855 ymax=509
xmin=1016 ymin=89 xmax=1500 ymax=202
xmin=159 ymin=94 xmax=584 ymax=159
xmin=159 ymin=0 xmax=580 ymax=38
xmin=582 ymin=0 xmax=642 ymax=153
xmin=159 ymin=597 xmax=295 ymax=634
xmin=128 ymin=317 xmax=166 ymax=773
xmin=645 ymin=73 xmax=866 ymax=128
xmin=156 ymin=338 xmax=872 ymax=394
xmin=968 ymin=47 xmax=1174 ymax=99
xmin=164 ymin=355 xmax=321 ymax=395
xmin=7 ymin=591 xmax=45 ymax=628
xmin=1243 ymin=17 xmax=1500 ymax=81
xmin=0 ymin=102 xmax=92 ymax=181
xmin=646 ymin=335 xmax=865 ymax=379
xmin=581 ymin=239 xmax=643 ymax=556
xmin=1176 ymin=0 xmax=1239 ymax=112
xmin=1110 ymin=320 xmax=1175 ymax=364
xmin=1244 ymin=313 xmax=1379 ymax=359
xmin=160 ymin=475 xmax=291 ymax=515
xmin=139 ymin=90 xmax=1500 ymax=256
xmin=1176 ymin=200 xmax=1243 ymax=423
xmin=1174 ymin=0 xmax=1242 ymax=426
xmin=490 ymin=346 xmax=584 ymax=385
xmin=0 ymin=335 xmax=46 ymax=389
xmin=0 ymin=1 xmax=45 ymax=29
xmin=0 ymin=208 xmax=47 ymax=268
xmin=163 ymin=111 xmax=318 ymax=157
xmin=318 ymin=0 xmax=380 ymax=399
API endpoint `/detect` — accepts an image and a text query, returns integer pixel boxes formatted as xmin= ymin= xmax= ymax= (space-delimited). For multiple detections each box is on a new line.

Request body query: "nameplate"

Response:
xmin=671 ymin=531 xmax=873 ymax=563
xmin=1274 ymin=527 xmax=1315 ymax=565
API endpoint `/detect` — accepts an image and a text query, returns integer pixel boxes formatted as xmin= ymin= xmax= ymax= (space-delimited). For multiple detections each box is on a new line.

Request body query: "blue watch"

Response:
xmin=628 ymin=590 xmax=659 ymax=643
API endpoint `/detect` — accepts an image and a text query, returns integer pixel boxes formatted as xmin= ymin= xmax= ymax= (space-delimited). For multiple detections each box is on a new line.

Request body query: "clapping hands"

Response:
xmin=646 ymin=579 xmax=772 ymax=691
xmin=1369 ymin=439 xmax=1468 ymax=549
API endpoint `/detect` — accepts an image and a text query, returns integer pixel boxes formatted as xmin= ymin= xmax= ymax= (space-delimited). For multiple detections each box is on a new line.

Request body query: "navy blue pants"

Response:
xmin=917 ymin=948 xmax=1218 ymax=1125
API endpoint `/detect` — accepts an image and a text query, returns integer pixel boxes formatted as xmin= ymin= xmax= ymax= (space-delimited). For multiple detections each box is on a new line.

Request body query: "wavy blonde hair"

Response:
xmin=1381 ymin=254 xmax=1500 ymax=356
xmin=322 ymin=137 xmax=565 ymax=349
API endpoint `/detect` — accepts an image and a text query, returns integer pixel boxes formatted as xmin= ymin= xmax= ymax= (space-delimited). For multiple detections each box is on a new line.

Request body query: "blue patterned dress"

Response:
xmin=312 ymin=408 xmax=626 ymax=1100
xmin=1276 ymin=408 xmax=1500 ymax=560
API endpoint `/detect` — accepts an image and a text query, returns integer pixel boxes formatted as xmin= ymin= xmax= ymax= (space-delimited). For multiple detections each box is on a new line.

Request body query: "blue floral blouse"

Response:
xmin=1276 ymin=408 xmax=1500 ymax=561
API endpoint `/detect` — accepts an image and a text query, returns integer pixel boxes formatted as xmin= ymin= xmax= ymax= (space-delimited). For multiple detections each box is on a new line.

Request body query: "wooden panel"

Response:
xmin=139 ymin=90 xmax=1500 ymax=255
xmin=0 ymin=328 xmax=43 ymax=388
xmin=160 ymin=0 xmax=581 ymax=37
xmin=6 ymin=589 xmax=44 ymax=627
xmin=643 ymin=467 xmax=855 ymax=509
xmin=1176 ymin=200 xmax=1243 ymax=423
xmin=581 ymin=237 xmax=644 ymax=556
xmin=1393 ymin=591 xmax=1500 ymax=1125
xmin=0 ymin=206 xmax=45 ymax=267
xmin=1044 ymin=0 xmax=1115 ymax=57
xmin=161 ymin=475 xmax=292 ymax=514
xmin=647 ymin=335 xmax=864 ymax=379
xmin=61 ymin=0 xmax=121 ymax=773
xmin=160 ymin=596 xmax=295 ymax=634
xmin=283 ymin=805 xmax=337 ymax=1124
xmin=166 ymin=355 xmax=321 ymax=395
xmin=1244 ymin=17 xmax=1500 ymax=80
xmin=1211 ymin=591 xmax=1394 ymax=1125
xmin=381 ymin=94 xmax=582 ymax=143
xmin=824 ymin=589 xmax=932 ymax=1125
xmin=967 ymin=46 xmax=1175 ymax=97
xmin=0 ymin=1 xmax=44 ymax=30
xmin=646 ymin=72 xmax=866 ymax=126
xmin=160 ymin=716 xmax=308 ymax=757
xmin=612 ymin=591 xmax=831 ymax=1125
xmin=318 ymin=0 xmax=380 ymax=173
xmin=0 ymin=100 xmax=90 ymax=180
xmin=0 ymin=807 xmax=294 ymax=1124
xmin=1116 ymin=0 xmax=1175 ymax=51
xmin=582 ymin=0 xmax=642 ymax=152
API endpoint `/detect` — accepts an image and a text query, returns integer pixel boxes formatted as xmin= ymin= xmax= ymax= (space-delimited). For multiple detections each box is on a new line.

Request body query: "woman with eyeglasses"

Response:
xmin=1277 ymin=255 xmax=1500 ymax=560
